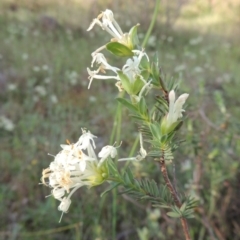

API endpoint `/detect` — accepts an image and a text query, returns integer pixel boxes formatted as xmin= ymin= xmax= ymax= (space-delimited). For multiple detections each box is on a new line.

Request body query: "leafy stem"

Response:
xmin=158 ymin=157 xmax=191 ymax=240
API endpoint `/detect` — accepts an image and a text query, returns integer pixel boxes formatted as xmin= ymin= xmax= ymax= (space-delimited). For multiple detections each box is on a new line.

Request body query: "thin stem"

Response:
xmin=109 ymin=92 xmax=125 ymax=144
xmin=159 ymin=157 xmax=181 ymax=206
xmin=111 ymin=91 xmax=124 ymax=240
xmin=112 ymin=188 xmax=117 ymax=240
xmin=159 ymin=157 xmax=191 ymax=240
xmin=142 ymin=0 xmax=161 ymax=48
xmin=123 ymin=136 xmax=139 ymax=171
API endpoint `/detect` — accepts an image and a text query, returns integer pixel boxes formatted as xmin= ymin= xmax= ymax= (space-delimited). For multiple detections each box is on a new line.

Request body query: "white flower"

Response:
xmin=77 ymin=129 xmax=97 ymax=150
xmin=118 ymin=133 xmax=147 ymax=162
xmin=122 ymin=50 xmax=148 ymax=83
xmin=166 ymin=90 xmax=189 ymax=127
xmin=122 ymin=57 xmax=141 ymax=81
xmin=87 ymin=9 xmax=123 ymax=41
xmin=98 ymin=145 xmax=118 ymax=166
xmin=87 ymin=52 xmax=120 ymax=89
xmin=57 ymin=183 xmax=83 ymax=217
xmin=72 ymin=147 xmax=96 ymax=172
xmin=87 ymin=68 xmax=119 ymax=89
xmin=41 ymin=129 xmax=109 ymax=219
xmin=59 ymin=144 xmax=96 ymax=172
xmin=91 ymin=52 xmax=119 ymax=73
xmin=58 ymin=197 xmax=71 ymax=213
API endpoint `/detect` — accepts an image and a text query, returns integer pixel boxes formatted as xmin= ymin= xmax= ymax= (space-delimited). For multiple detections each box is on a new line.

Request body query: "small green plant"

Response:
xmin=41 ymin=8 xmax=198 ymax=240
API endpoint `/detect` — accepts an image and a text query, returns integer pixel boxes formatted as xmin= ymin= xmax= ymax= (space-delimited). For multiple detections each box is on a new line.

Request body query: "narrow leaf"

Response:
xmin=117 ymin=71 xmax=132 ymax=94
xmin=128 ymin=24 xmax=140 ymax=48
xmin=167 ymin=212 xmax=181 ymax=218
xmin=101 ymin=182 xmax=121 ymax=197
xmin=116 ymin=97 xmax=138 ymax=114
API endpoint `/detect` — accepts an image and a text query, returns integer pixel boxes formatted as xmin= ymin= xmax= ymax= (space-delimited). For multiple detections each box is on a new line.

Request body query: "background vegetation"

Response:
xmin=0 ymin=0 xmax=240 ymax=239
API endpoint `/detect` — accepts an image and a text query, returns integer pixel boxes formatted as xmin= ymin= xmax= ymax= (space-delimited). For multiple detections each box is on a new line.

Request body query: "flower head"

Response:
xmin=41 ymin=129 xmax=109 ymax=219
xmin=87 ymin=9 xmax=124 ymax=41
xmin=87 ymin=9 xmax=138 ymax=50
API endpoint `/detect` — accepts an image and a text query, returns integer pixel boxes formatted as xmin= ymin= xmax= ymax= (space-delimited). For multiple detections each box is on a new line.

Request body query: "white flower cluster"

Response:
xmin=86 ymin=9 xmax=151 ymax=99
xmin=41 ymin=129 xmax=117 ymax=219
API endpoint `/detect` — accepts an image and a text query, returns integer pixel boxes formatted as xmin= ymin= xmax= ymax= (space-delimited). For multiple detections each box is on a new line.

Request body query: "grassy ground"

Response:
xmin=0 ymin=0 xmax=240 ymax=239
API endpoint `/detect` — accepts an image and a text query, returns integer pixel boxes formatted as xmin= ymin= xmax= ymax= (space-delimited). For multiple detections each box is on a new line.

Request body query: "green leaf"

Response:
xmin=149 ymin=122 xmax=161 ymax=140
xmin=117 ymin=71 xmax=132 ymax=94
xmin=119 ymin=188 xmax=134 ymax=195
xmin=172 ymin=205 xmax=182 ymax=215
xmin=167 ymin=211 xmax=181 ymax=218
xmin=159 ymin=72 xmax=167 ymax=91
xmin=100 ymin=182 xmax=121 ymax=197
xmin=140 ymin=55 xmax=150 ymax=70
xmin=152 ymin=204 xmax=171 ymax=209
xmin=134 ymin=179 xmax=141 ymax=189
xmin=141 ymin=69 xmax=150 ymax=80
xmin=126 ymin=168 xmax=134 ymax=182
xmin=151 ymin=62 xmax=160 ymax=86
xmin=155 ymin=96 xmax=168 ymax=110
xmin=138 ymin=97 xmax=147 ymax=115
xmin=106 ymin=159 xmax=120 ymax=177
xmin=132 ymin=76 xmax=145 ymax=94
xmin=123 ymin=172 xmax=132 ymax=185
xmin=153 ymin=52 xmax=159 ymax=67
xmin=128 ymin=24 xmax=140 ymax=48
xmin=140 ymin=195 xmax=152 ymax=200
xmin=147 ymin=150 xmax=162 ymax=158
xmin=152 ymin=180 xmax=160 ymax=197
xmin=129 ymin=114 xmax=145 ymax=122
xmin=106 ymin=42 xmax=134 ymax=57
xmin=180 ymin=202 xmax=187 ymax=212
xmin=116 ymin=97 xmax=138 ymax=114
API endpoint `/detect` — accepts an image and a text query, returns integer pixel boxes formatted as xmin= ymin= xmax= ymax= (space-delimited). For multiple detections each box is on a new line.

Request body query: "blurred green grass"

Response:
xmin=0 ymin=0 xmax=240 ymax=239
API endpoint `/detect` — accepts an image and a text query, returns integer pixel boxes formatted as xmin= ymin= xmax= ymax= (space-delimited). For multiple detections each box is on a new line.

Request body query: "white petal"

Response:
xmin=79 ymin=161 xmax=86 ymax=172
xmin=87 ymin=18 xmax=102 ymax=31
xmin=174 ymin=93 xmax=189 ymax=119
xmin=58 ymin=197 xmax=71 ymax=213
xmin=98 ymin=146 xmax=110 ymax=158
xmin=78 ymin=130 xmax=97 ymax=150
xmin=177 ymin=93 xmax=189 ymax=103
xmin=102 ymin=9 xmax=114 ymax=21
xmin=110 ymin=148 xmax=117 ymax=158
xmin=52 ymin=188 xmax=65 ymax=200
xmin=169 ymin=90 xmax=176 ymax=105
